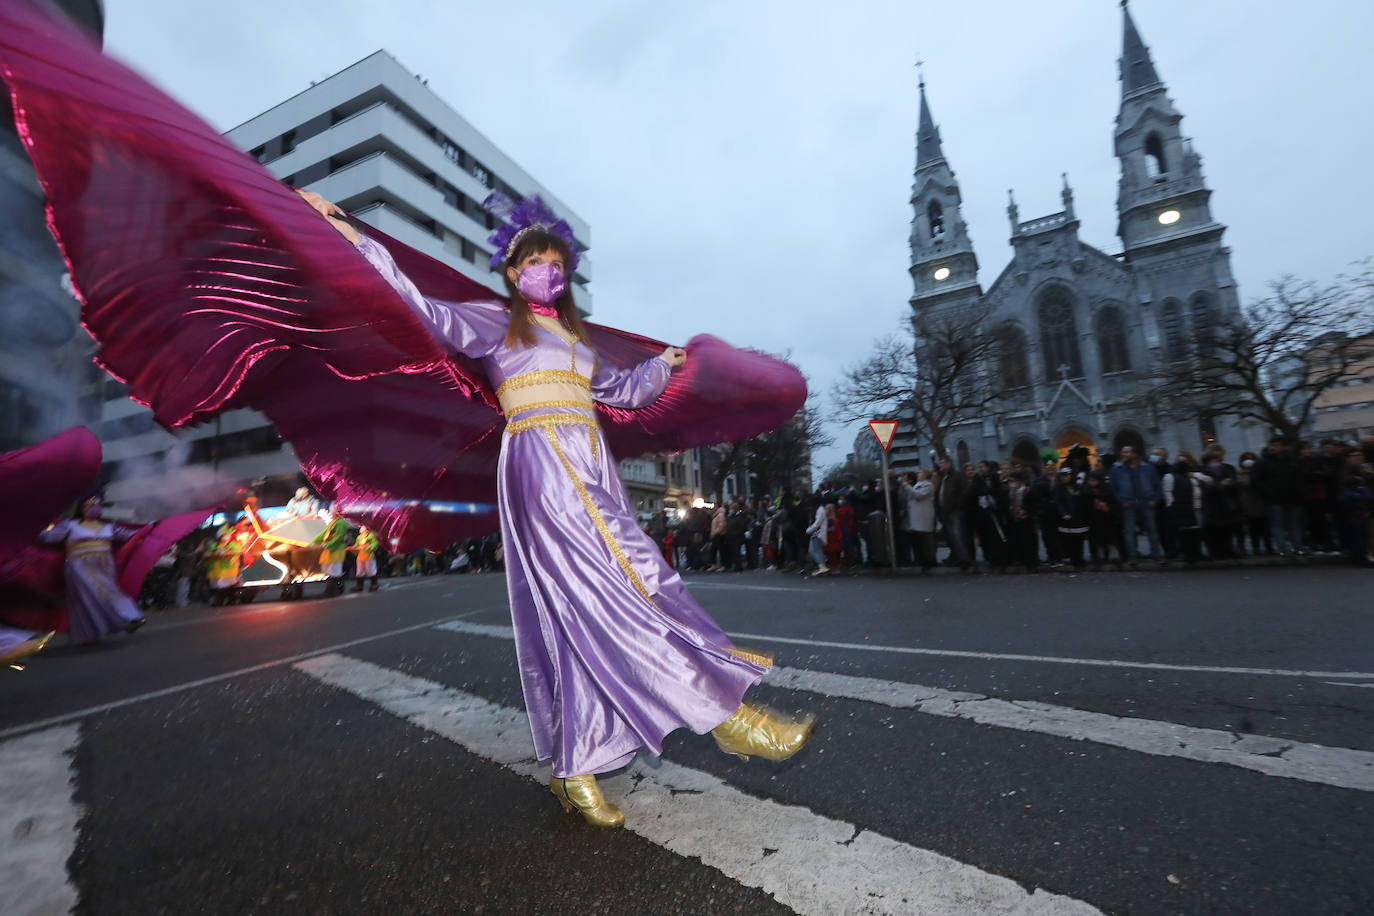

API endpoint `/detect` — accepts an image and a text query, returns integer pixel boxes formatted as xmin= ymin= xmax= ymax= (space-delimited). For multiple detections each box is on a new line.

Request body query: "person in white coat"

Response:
xmin=901 ymin=471 xmax=938 ymax=571
xmin=805 ymin=500 xmax=830 ymax=575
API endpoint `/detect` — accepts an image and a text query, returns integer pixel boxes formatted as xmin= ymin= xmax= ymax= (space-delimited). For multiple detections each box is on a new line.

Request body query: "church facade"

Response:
xmin=897 ymin=4 xmax=1261 ymax=471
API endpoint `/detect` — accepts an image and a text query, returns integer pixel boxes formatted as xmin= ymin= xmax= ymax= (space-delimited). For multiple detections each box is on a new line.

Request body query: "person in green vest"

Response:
xmin=312 ymin=511 xmax=350 ymax=597
xmin=350 ymin=525 xmax=380 ymax=593
xmin=205 ymin=525 xmax=242 ymax=606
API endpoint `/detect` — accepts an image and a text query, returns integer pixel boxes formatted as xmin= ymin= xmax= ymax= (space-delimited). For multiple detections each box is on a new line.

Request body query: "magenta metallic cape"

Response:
xmin=0 ymin=427 xmax=212 ymax=634
xmin=0 ymin=0 xmax=806 ymax=551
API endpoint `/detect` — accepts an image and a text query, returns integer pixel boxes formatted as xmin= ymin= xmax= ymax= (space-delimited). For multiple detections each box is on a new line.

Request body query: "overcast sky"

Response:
xmin=105 ymin=0 xmax=1374 ymax=476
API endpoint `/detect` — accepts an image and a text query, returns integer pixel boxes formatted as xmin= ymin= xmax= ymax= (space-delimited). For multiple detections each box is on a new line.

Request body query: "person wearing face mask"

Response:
xmin=37 ymin=496 xmax=147 ymax=644
xmin=299 ymin=190 xmax=811 ymax=831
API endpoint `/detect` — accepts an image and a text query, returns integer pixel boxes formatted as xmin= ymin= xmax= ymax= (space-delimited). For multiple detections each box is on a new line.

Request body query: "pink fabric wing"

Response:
xmin=0 ymin=0 xmax=447 ymax=428
xmin=0 ymin=0 xmax=806 ymax=551
xmin=0 ymin=425 xmax=101 ymax=571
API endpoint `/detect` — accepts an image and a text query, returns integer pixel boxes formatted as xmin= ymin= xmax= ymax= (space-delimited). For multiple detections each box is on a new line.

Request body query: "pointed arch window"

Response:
xmin=1037 ymin=287 xmax=1083 ymax=380
xmin=1160 ymin=299 xmax=1187 ymax=361
xmin=1144 ymin=132 xmax=1167 ymax=177
xmin=1189 ymin=292 xmax=1215 ymax=355
xmin=927 ymin=200 xmax=944 ymax=238
xmin=995 ymin=325 xmax=1030 ymax=389
xmin=1096 ymin=306 xmax=1131 ymax=373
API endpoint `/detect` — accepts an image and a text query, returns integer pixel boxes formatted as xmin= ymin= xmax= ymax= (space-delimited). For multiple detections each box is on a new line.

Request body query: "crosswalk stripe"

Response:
xmin=0 ymin=610 xmax=488 ymax=743
xmin=0 ymin=725 xmax=82 ymax=916
xmin=434 ymin=620 xmax=1374 ymax=793
xmin=294 ymin=653 xmax=1103 ymax=916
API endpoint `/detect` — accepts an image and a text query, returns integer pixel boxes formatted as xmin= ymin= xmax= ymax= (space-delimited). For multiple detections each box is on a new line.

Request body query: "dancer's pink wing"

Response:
xmin=0 ymin=0 xmax=805 ymax=551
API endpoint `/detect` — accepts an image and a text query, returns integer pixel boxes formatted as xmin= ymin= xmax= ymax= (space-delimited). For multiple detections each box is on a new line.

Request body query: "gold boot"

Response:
xmin=550 ymin=774 xmax=625 ymax=829
xmin=1 ymin=631 xmax=55 ymax=669
xmin=712 ymin=702 xmax=816 ymax=762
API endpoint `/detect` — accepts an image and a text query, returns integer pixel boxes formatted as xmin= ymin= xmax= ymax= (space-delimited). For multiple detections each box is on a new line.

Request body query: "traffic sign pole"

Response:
xmin=868 ymin=419 xmax=901 ymax=574
xmin=880 ymin=446 xmax=897 ymax=574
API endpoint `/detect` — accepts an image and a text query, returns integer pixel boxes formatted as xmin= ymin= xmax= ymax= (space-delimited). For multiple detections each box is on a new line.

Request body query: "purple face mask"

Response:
xmin=517 ymin=262 xmax=566 ymax=306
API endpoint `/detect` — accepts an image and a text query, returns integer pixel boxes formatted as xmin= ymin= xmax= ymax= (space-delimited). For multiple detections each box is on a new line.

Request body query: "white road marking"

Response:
xmin=435 ymin=620 xmax=1374 ymax=793
xmin=683 ymin=580 xmax=812 ymax=593
xmin=725 ymin=631 xmax=1374 ymax=681
xmin=295 ymin=653 xmax=1102 ymax=916
xmin=0 ymin=610 xmax=488 ymax=742
xmin=1323 ymin=681 xmax=1374 ymax=689
xmin=0 ymin=725 xmax=81 ymax=916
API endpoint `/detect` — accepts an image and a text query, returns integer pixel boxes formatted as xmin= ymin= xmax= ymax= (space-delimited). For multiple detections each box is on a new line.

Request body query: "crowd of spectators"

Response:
xmin=642 ymin=434 xmax=1374 ymax=577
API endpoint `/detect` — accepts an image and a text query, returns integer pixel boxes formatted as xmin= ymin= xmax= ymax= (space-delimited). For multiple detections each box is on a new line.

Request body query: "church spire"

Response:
xmin=1119 ymin=1 xmax=1162 ymax=97
xmin=916 ymin=77 xmax=945 ymax=168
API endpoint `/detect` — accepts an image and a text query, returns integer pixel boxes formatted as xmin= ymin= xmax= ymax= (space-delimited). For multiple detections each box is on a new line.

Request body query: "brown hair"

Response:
xmin=501 ymin=229 xmax=591 ymax=349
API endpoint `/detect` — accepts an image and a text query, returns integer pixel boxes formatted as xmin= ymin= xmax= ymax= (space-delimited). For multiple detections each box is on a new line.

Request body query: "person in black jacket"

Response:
xmin=1252 ymin=437 xmax=1305 ymax=556
xmin=1086 ymin=471 xmax=1124 ymax=569
xmin=967 ymin=460 xmax=1010 ymax=571
xmin=1052 ymin=468 xmax=1090 ymax=568
xmin=935 ymin=458 xmax=972 ymax=570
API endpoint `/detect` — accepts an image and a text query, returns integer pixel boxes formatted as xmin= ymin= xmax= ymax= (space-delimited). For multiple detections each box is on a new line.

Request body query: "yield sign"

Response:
xmin=868 ymin=420 xmax=898 ymax=452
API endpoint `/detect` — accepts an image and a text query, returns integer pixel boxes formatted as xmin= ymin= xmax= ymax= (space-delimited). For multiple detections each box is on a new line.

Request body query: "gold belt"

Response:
xmin=506 ymin=412 xmax=602 ymax=460
xmin=506 ymin=400 xmax=595 ymax=418
xmin=495 ymin=370 xmax=590 ymax=399
xmin=67 ymin=541 xmax=112 ymax=559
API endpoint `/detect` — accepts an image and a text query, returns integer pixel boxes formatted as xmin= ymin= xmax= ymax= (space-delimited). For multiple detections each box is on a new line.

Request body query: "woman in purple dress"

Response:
xmin=299 ymin=190 xmax=813 ymax=829
xmin=38 ymin=497 xmax=148 ymax=644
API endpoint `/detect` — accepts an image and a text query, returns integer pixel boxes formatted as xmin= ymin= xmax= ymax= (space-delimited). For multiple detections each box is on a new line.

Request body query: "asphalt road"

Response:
xmin=3 ymin=564 xmax=1372 ymax=915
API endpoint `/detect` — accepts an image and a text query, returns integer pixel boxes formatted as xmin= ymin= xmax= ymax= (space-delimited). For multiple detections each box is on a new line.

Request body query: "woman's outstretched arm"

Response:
xmin=295 ymin=190 xmax=507 ymax=359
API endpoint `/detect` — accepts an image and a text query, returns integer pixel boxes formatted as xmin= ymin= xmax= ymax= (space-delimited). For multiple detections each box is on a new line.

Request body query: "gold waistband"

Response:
xmin=506 ymin=412 xmax=602 ymax=460
xmin=506 ymin=399 xmax=596 ymax=419
xmin=495 ymin=370 xmax=591 ymax=400
xmin=506 ymin=413 xmax=601 ymax=436
xmin=67 ymin=540 xmax=112 ymax=558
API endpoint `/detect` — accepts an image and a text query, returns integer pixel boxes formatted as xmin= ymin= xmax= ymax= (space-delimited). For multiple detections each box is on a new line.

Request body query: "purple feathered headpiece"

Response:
xmin=483 ymin=192 xmax=581 ymax=271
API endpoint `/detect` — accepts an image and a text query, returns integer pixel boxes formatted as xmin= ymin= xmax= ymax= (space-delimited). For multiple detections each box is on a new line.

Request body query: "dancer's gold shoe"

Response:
xmin=1 ymin=631 xmax=55 ymax=668
xmin=550 ymin=774 xmax=625 ymax=829
xmin=711 ymin=702 xmax=816 ymax=762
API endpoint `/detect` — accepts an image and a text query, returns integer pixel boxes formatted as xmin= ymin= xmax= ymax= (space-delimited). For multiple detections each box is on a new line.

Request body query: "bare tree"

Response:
xmin=1152 ymin=265 xmax=1374 ymax=442
xmin=749 ymin=390 xmax=833 ymax=493
xmin=831 ymin=303 xmax=1009 ymax=461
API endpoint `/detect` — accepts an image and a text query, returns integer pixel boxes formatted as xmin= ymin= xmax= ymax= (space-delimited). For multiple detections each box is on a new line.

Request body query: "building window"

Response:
xmin=1189 ymin=292 xmax=1215 ymax=355
xmin=280 ymin=130 xmax=296 ymax=155
xmin=1144 ymin=132 xmax=1167 ymax=177
xmin=1096 ymin=306 xmax=1131 ymax=373
xmin=927 ymin=200 xmax=944 ymax=237
xmin=461 ymin=239 xmax=477 ymax=263
xmin=1037 ymin=287 xmax=1083 ymax=379
xmin=995 ymin=325 xmax=1030 ymax=389
xmin=1160 ymin=299 xmax=1187 ymax=361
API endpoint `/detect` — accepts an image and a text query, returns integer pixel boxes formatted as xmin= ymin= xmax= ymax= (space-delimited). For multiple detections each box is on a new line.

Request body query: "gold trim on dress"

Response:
xmin=506 ymin=400 xmax=595 ymax=418
xmin=543 ymin=425 xmax=657 ymax=608
xmin=728 ymin=647 xmax=775 ymax=670
xmin=495 ymin=370 xmax=590 ymax=399
xmin=508 ymin=413 xmax=601 ymax=461
xmin=66 ymin=540 xmax=112 ymax=558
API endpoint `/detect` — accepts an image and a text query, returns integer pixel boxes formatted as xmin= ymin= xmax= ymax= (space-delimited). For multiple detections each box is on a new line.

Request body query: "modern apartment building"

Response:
xmin=99 ymin=49 xmax=593 ymax=516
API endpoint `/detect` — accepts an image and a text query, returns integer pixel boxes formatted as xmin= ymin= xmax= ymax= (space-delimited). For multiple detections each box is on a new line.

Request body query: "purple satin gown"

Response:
xmin=38 ymin=520 xmax=144 ymax=644
xmin=358 ymin=238 xmax=765 ymax=777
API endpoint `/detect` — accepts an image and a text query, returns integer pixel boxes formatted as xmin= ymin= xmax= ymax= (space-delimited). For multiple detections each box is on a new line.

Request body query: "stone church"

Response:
xmin=896 ymin=3 xmax=1261 ymax=471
